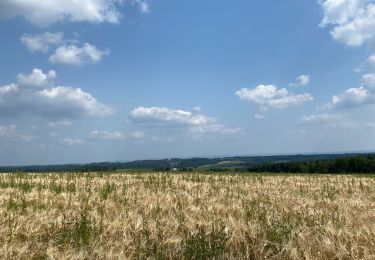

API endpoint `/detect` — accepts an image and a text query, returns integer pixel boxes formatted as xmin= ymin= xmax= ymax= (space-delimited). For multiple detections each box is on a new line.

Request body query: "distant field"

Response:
xmin=198 ymin=160 xmax=246 ymax=169
xmin=1 ymin=172 xmax=375 ymax=259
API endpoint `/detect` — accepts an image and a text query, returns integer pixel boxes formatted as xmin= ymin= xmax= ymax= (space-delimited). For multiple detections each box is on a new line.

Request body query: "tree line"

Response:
xmin=242 ymin=154 xmax=375 ymax=174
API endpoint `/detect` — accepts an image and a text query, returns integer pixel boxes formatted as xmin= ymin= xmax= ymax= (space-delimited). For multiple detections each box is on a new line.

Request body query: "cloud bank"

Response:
xmin=130 ymin=106 xmax=243 ymax=135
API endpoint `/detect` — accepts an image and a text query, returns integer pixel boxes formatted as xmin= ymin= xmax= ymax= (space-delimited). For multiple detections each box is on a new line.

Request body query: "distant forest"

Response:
xmin=1 ymin=153 xmax=375 ymax=173
xmin=243 ymin=154 xmax=375 ymax=174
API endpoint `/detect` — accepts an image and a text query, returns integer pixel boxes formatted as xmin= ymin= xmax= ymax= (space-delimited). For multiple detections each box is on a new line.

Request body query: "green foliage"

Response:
xmin=57 ymin=209 xmax=92 ymax=248
xmin=66 ymin=182 xmax=76 ymax=193
xmin=18 ymin=181 xmax=33 ymax=193
xmin=100 ymin=181 xmax=115 ymax=200
xmin=246 ymin=154 xmax=375 ymax=174
xmin=183 ymin=224 xmax=229 ymax=259
xmin=321 ymin=181 xmax=339 ymax=200
xmin=50 ymin=180 xmax=64 ymax=194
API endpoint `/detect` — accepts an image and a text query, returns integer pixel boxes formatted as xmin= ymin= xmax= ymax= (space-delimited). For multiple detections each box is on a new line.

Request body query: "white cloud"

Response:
xmin=59 ymin=138 xmax=84 ymax=146
xmin=0 ymin=68 xmax=113 ymax=118
xmin=0 ymin=84 xmax=18 ymax=95
xmin=130 ymin=106 xmax=242 ymax=135
xmin=90 ymin=130 xmax=124 ymax=140
xmin=363 ymin=73 xmax=375 ymax=88
xmin=320 ymin=0 xmax=375 ymax=46
xmin=49 ymin=43 xmax=109 ymax=65
xmin=320 ymin=1 xmax=375 ymax=110
xmin=133 ymin=0 xmax=150 ymax=13
xmin=47 ymin=119 xmax=72 ymax=128
xmin=129 ymin=131 xmax=145 ymax=139
xmin=302 ymin=113 xmax=344 ymax=123
xmin=320 ymin=0 xmax=363 ymax=26
xmin=130 ymin=106 xmax=215 ymax=127
xmin=331 ymin=86 xmax=375 ymax=109
xmin=368 ymin=54 xmax=375 ymax=66
xmin=16 ymin=68 xmax=56 ymax=88
xmin=328 ymin=72 xmax=375 ymax=109
xmin=20 ymin=32 xmax=63 ymax=53
xmin=0 ymin=0 xmax=123 ymax=26
xmin=0 ymin=124 xmax=17 ymax=137
xmin=289 ymin=74 xmax=310 ymax=87
xmin=21 ymin=32 xmax=109 ymax=66
xmin=39 ymin=87 xmax=114 ymax=117
xmin=235 ymin=84 xmax=313 ymax=110
xmin=0 ymin=124 xmax=34 ymax=142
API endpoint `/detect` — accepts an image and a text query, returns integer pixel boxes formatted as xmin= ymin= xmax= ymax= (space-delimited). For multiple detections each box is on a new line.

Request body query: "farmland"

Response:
xmin=1 ymin=172 xmax=375 ymax=259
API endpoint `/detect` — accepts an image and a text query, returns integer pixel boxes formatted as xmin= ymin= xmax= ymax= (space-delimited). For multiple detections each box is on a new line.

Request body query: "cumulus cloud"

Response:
xmin=331 ymin=86 xmax=375 ymax=109
xmin=21 ymin=32 xmax=109 ymax=65
xmin=320 ymin=1 xmax=375 ymax=110
xmin=0 ymin=0 xmax=123 ymax=26
xmin=49 ymin=43 xmax=109 ymax=65
xmin=90 ymin=130 xmax=124 ymax=140
xmin=320 ymin=0 xmax=375 ymax=46
xmin=235 ymin=84 xmax=313 ymax=110
xmin=59 ymin=138 xmax=84 ymax=146
xmin=129 ymin=106 xmax=242 ymax=135
xmin=0 ymin=68 xmax=113 ymax=118
xmin=130 ymin=106 xmax=215 ymax=127
xmin=20 ymin=32 xmax=64 ymax=53
xmin=289 ymin=74 xmax=310 ymax=87
xmin=328 ymin=72 xmax=375 ymax=109
xmin=16 ymin=68 xmax=56 ymax=88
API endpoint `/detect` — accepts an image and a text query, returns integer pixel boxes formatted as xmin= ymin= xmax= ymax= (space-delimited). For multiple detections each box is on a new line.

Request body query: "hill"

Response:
xmin=0 ymin=152 xmax=373 ymax=173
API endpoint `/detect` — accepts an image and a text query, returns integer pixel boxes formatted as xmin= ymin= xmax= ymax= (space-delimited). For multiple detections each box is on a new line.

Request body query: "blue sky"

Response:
xmin=0 ymin=0 xmax=375 ymax=166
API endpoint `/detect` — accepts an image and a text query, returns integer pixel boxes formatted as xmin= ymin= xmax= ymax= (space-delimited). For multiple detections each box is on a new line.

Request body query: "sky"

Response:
xmin=1 ymin=0 xmax=375 ymax=166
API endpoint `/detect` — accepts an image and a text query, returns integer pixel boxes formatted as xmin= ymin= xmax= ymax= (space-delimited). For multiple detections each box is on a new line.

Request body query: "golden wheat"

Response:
xmin=0 ymin=172 xmax=375 ymax=259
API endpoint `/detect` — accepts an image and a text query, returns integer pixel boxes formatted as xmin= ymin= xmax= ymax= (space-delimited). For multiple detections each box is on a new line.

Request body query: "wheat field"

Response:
xmin=0 ymin=172 xmax=375 ymax=259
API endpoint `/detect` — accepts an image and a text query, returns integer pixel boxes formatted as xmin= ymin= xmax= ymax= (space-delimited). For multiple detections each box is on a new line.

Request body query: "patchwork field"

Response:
xmin=0 ymin=172 xmax=375 ymax=259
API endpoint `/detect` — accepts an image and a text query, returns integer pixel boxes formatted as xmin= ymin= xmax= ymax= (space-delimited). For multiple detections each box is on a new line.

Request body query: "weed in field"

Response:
xmin=183 ymin=223 xmax=229 ymax=259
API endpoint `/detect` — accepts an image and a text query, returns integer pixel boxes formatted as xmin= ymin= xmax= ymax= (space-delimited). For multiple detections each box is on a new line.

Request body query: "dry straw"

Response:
xmin=0 ymin=172 xmax=374 ymax=259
